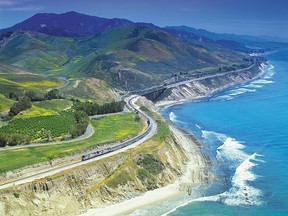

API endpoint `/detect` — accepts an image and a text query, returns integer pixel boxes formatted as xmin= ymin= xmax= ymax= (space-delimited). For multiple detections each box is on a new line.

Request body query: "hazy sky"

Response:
xmin=0 ymin=0 xmax=287 ymax=38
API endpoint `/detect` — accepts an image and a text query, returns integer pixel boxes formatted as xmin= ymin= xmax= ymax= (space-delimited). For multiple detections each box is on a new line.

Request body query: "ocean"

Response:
xmin=130 ymin=46 xmax=288 ymax=216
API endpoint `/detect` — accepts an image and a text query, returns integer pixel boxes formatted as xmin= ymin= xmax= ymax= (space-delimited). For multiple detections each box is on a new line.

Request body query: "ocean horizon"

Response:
xmin=129 ymin=46 xmax=288 ymax=216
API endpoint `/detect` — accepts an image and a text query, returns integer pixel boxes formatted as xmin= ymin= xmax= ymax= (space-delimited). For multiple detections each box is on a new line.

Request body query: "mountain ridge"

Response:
xmin=0 ymin=12 xmax=251 ymax=90
xmin=0 ymin=11 xmax=159 ymax=37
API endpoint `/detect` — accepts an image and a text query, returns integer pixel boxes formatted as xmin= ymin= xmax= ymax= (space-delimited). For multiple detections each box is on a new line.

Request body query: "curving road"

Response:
xmin=55 ymin=76 xmax=71 ymax=89
xmin=0 ymin=95 xmax=157 ymax=190
xmin=133 ymin=62 xmax=258 ymax=96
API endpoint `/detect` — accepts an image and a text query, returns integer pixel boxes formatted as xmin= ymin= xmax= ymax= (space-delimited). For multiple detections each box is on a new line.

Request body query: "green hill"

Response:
xmin=0 ymin=31 xmax=74 ymax=73
xmin=0 ymin=27 xmax=247 ymax=90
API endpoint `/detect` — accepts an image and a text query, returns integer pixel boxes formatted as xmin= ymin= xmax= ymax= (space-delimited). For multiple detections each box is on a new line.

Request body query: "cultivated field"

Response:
xmin=0 ymin=113 xmax=144 ymax=173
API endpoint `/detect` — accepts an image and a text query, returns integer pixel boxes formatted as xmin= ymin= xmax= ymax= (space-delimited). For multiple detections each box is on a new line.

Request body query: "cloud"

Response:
xmin=0 ymin=0 xmax=14 ymax=6
xmin=0 ymin=5 xmax=43 ymax=11
xmin=0 ymin=0 xmax=43 ymax=11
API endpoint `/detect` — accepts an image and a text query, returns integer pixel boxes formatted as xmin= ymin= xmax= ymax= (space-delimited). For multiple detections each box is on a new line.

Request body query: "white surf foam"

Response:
xmin=211 ymin=63 xmax=275 ymax=102
xmin=200 ymin=131 xmax=263 ymax=206
xmin=217 ymin=137 xmax=246 ymax=164
xmin=161 ymin=153 xmax=264 ymax=216
xmin=169 ymin=112 xmax=177 ymax=122
xmin=212 ymin=86 xmax=257 ymax=101
xmin=217 ymin=137 xmax=245 ymax=150
xmin=137 ymin=129 xmax=265 ymax=216
xmin=220 ymin=153 xmax=264 ymax=206
xmin=245 ymin=83 xmax=263 ymax=88
xmin=252 ymin=79 xmax=274 ymax=84
xmin=212 ymin=95 xmax=234 ymax=101
xmin=201 ymin=130 xmax=227 ymax=143
xmin=228 ymin=88 xmax=256 ymax=96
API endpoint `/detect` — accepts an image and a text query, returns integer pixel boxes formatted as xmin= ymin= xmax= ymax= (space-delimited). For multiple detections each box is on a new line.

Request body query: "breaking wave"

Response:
xmin=169 ymin=112 xmax=177 ymax=122
xmin=212 ymin=64 xmax=275 ymax=101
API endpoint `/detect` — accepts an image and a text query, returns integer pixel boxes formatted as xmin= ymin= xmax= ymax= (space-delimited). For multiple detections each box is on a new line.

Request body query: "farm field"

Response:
xmin=0 ymin=111 xmax=75 ymax=141
xmin=0 ymin=113 xmax=144 ymax=173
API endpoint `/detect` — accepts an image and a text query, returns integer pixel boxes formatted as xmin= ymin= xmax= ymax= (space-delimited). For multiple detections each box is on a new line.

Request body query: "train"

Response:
xmin=82 ymin=97 xmax=152 ymax=161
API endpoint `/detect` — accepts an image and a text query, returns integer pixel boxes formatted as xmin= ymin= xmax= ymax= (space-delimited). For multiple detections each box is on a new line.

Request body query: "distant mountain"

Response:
xmin=165 ymin=26 xmax=264 ymax=43
xmin=0 ymin=11 xmax=145 ymax=37
xmin=165 ymin=26 xmax=288 ymax=53
xmin=165 ymin=26 xmax=261 ymax=52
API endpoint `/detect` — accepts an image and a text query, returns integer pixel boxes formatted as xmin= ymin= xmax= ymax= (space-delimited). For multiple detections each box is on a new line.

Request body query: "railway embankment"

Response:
xmin=0 ymin=97 xmax=208 ymax=216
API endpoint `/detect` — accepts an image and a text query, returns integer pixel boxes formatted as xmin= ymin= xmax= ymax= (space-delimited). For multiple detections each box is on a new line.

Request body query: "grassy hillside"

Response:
xmin=15 ymin=99 xmax=72 ymax=119
xmin=0 ymin=94 xmax=14 ymax=113
xmin=60 ymin=78 xmax=116 ymax=102
xmin=0 ymin=73 xmax=64 ymax=95
xmin=0 ymin=28 xmax=248 ymax=90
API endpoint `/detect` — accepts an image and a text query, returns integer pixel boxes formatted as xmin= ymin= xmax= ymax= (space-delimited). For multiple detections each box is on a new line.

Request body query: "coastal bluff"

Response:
xmin=145 ymin=61 xmax=267 ymax=106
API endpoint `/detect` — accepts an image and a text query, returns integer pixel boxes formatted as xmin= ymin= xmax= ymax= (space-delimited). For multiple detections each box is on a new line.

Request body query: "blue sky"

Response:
xmin=0 ymin=0 xmax=287 ymax=38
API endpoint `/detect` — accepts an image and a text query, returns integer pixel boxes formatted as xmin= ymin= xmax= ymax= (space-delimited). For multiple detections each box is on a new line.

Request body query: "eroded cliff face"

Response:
xmin=155 ymin=65 xmax=264 ymax=104
xmin=0 ymin=111 xmax=189 ymax=216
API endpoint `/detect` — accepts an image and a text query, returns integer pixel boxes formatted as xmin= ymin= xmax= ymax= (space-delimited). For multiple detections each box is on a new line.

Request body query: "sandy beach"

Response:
xmin=80 ymin=125 xmax=209 ymax=216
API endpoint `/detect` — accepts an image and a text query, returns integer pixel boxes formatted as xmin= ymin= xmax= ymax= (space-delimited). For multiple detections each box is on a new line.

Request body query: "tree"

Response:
xmin=6 ymin=92 xmax=19 ymax=100
xmin=45 ymin=89 xmax=62 ymax=100
xmin=75 ymin=111 xmax=89 ymax=123
xmin=25 ymin=90 xmax=44 ymax=101
xmin=70 ymin=111 xmax=89 ymax=138
xmin=0 ymin=133 xmax=9 ymax=147
xmin=9 ymin=96 xmax=32 ymax=116
xmin=73 ymin=100 xmax=124 ymax=116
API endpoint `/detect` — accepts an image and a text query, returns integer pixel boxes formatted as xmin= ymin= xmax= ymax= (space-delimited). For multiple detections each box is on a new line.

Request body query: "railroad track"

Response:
xmin=0 ymin=95 xmax=157 ymax=190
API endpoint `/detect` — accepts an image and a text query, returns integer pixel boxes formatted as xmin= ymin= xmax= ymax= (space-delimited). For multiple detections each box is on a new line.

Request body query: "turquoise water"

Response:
xmin=130 ymin=47 xmax=288 ymax=216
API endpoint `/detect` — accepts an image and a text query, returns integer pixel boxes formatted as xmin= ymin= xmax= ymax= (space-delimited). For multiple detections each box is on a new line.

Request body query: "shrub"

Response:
xmin=136 ymin=154 xmax=163 ymax=175
xmin=134 ymin=116 xmax=141 ymax=121
xmin=13 ymin=192 xmax=20 ymax=198
xmin=137 ymin=168 xmax=149 ymax=181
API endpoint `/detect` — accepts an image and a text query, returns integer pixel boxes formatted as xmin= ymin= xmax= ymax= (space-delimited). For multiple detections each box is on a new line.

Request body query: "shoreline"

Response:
xmin=155 ymin=61 xmax=273 ymax=110
xmin=80 ymin=64 xmax=268 ymax=216
xmin=80 ymin=125 xmax=210 ymax=216
xmin=156 ymin=64 xmax=268 ymax=109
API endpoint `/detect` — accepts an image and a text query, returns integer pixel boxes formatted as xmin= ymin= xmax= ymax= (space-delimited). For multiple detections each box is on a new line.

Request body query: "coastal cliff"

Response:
xmin=151 ymin=62 xmax=266 ymax=106
xmin=0 ymin=100 xmax=209 ymax=216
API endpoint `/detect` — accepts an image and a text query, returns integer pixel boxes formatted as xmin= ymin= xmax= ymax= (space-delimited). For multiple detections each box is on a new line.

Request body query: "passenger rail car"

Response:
xmin=82 ymin=96 xmax=152 ymax=161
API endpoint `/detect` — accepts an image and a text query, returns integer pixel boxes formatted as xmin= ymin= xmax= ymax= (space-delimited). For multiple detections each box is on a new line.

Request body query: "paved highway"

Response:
xmin=165 ymin=63 xmax=256 ymax=89
xmin=134 ymin=62 xmax=258 ymax=96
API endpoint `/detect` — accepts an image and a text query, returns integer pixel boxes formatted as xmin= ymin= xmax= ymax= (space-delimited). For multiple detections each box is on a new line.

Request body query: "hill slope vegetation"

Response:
xmin=0 ymin=26 xmax=247 ymax=90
